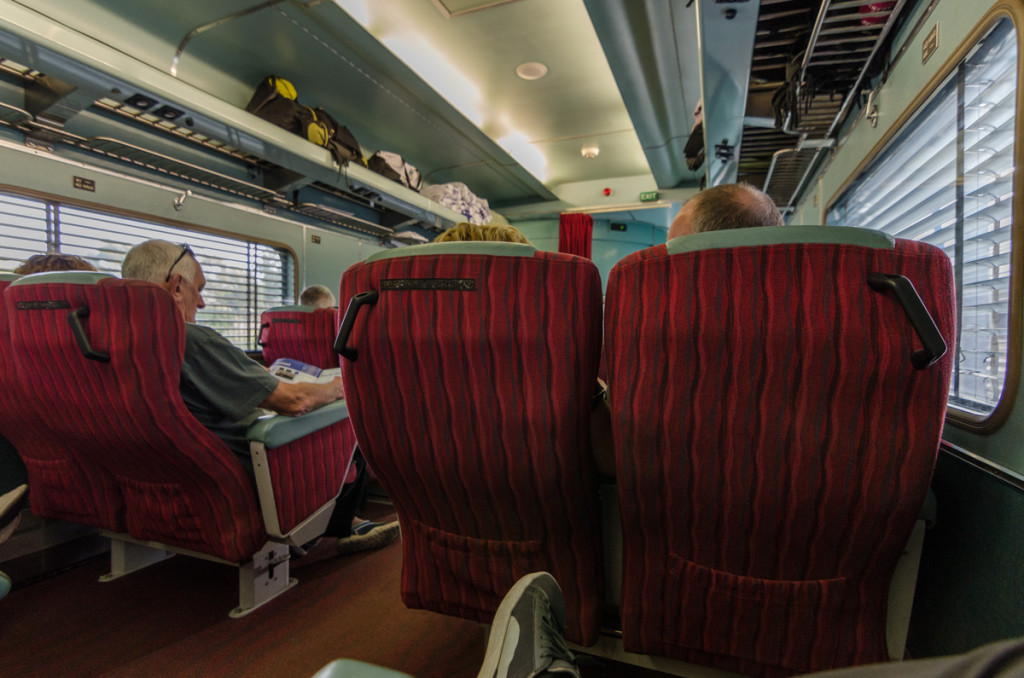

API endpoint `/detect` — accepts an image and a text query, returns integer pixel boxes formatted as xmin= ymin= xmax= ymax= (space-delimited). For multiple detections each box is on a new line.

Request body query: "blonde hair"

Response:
xmin=434 ymin=222 xmax=532 ymax=245
xmin=15 ymin=253 xmax=97 ymax=274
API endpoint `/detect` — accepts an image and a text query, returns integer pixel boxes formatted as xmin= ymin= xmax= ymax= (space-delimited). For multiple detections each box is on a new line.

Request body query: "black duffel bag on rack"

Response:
xmin=246 ymin=75 xmax=363 ymax=167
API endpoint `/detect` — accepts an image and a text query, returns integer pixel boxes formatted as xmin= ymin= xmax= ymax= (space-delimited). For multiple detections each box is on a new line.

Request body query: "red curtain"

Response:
xmin=559 ymin=213 xmax=593 ymax=259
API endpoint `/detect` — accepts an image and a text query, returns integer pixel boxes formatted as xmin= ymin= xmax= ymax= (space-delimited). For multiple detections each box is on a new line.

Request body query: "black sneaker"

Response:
xmin=477 ymin=572 xmax=580 ymax=678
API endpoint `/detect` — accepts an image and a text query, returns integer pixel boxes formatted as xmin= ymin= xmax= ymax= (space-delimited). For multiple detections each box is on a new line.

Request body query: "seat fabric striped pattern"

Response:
xmin=339 ymin=249 xmax=604 ymax=646
xmin=0 ymin=277 xmax=126 ymax=529
xmin=268 ymin=417 xmax=358 ymax=533
xmin=605 ymin=237 xmax=956 ymax=676
xmin=260 ymin=307 xmax=340 ymax=368
xmin=3 ymin=277 xmax=265 ymax=562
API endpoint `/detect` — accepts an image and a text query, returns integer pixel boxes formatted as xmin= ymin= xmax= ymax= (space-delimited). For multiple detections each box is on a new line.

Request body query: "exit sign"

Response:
xmin=639 ymin=191 xmax=659 ymax=202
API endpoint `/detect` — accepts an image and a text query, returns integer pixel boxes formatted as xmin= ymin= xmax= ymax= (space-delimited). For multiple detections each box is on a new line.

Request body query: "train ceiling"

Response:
xmin=0 ymin=0 xmax=909 ymax=215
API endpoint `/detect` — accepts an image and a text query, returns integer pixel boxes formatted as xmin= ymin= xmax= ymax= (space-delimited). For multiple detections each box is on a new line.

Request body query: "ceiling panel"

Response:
xmin=430 ymin=0 xmax=526 ymax=17
xmin=4 ymin=0 xmax=835 ymax=212
xmin=584 ymin=0 xmax=703 ymax=189
xmin=18 ymin=0 xmax=574 ymax=206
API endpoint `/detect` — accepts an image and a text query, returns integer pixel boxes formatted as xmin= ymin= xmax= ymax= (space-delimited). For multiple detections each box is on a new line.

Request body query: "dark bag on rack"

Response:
xmin=246 ymin=75 xmax=362 ymax=167
xmin=245 ymin=75 xmax=303 ymax=134
xmin=367 ymin=151 xmax=422 ymax=191
xmin=367 ymin=153 xmax=401 ymax=183
xmin=684 ymin=122 xmax=704 ymax=171
xmin=296 ymin=105 xmax=363 ymax=166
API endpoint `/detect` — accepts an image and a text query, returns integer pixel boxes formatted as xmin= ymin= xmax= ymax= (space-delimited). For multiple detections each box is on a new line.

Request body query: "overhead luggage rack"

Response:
xmin=92 ymin=98 xmax=260 ymax=164
xmin=737 ymin=125 xmax=800 ymax=187
xmin=0 ymin=25 xmax=463 ymax=239
xmin=294 ymin=202 xmax=394 ymax=239
xmin=764 ymin=147 xmax=826 ymax=208
xmin=756 ymin=0 xmax=909 ymax=212
xmin=0 ymin=101 xmax=30 ymax=127
xmin=77 ymin=136 xmax=286 ymax=204
xmin=789 ymin=0 xmax=908 ymax=138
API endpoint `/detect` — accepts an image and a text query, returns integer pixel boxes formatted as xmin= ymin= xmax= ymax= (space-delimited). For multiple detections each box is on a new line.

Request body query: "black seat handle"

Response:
xmin=334 ymin=291 xmax=379 ymax=362
xmin=258 ymin=321 xmax=270 ymax=347
xmin=67 ymin=306 xmax=110 ymax=363
xmin=868 ymin=272 xmax=947 ymax=370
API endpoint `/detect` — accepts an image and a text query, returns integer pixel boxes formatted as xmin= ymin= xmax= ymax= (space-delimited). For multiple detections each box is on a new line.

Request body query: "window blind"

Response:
xmin=1 ymin=196 xmax=293 ymax=350
xmin=0 ymin=194 xmax=49 ymax=273
xmin=829 ymin=18 xmax=1017 ymax=416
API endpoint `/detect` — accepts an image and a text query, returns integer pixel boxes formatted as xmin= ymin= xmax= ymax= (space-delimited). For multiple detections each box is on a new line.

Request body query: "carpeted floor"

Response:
xmin=0 ymin=502 xmax=669 ymax=678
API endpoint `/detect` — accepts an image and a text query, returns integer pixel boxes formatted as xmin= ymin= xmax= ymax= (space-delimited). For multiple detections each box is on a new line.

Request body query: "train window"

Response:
xmin=0 ymin=192 xmax=294 ymax=350
xmin=0 ymin=193 xmax=49 ymax=268
xmin=829 ymin=18 xmax=1016 ymax=418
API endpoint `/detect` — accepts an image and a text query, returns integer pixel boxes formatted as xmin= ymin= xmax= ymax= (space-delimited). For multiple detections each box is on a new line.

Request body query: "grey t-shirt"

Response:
xmin=180 ymin=323 xmax=279 ymax=463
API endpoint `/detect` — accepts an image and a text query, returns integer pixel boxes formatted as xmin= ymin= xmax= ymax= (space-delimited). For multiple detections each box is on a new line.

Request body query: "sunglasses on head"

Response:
xmin=165 ymin=243 xmax=195 ymax=283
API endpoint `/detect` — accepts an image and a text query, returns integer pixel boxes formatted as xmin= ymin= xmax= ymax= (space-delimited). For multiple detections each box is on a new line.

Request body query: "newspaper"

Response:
xmin=267 ymin=358 xmax=341 ymax=384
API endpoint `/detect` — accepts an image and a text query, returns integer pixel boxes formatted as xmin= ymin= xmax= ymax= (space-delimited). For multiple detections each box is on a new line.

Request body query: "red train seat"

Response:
xmin=0 ymin=271 xmax=125 ymax=530
xmin=258 ymin=303 xmax=358 ymax=485
xmin=336 ymin=241 xmax=605 ymax=645
xmin=605 ymin=226 xmax=956 ymax=676
xmin=0 ymin=271 xmax=354 ymax=616
xmin=259 ymin=304 xmax=339 ymax=368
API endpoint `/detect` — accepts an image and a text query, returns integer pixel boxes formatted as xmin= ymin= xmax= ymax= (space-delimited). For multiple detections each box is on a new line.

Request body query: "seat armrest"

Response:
xmin=247 ymin=399 xmax=349 ymax=449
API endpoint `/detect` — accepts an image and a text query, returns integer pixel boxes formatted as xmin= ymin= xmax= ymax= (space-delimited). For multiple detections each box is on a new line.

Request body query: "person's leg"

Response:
xmin=0 ymin=483 xmax=28 ymax=543
xmin=324 ymin=452 xmax=368 ymax=537
xmin=0 ymin=435 xmax=28 ymax=495
xmin=306 ymin=573 xmax=578 ymax=678
xmin=325 ymin=450 xmax=400 ymax=554
xmin=478 ymin=572 xmax=579 ymax=678
xmin=0 ymin=483 xmax=28 ymax=600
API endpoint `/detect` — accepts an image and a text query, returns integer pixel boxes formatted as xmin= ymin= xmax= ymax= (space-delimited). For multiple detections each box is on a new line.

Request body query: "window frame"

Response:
xmin=0 ymin=184 xmax=299 ymax=351
xmin=825 ymin=8 xmax=1024 ymax=433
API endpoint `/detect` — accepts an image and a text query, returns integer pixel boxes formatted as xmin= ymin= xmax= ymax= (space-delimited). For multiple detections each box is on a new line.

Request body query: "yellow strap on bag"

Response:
xmin=272 ymin=76 xmax=297 ymax=100
xmin=303 ymin=107 xmax=331 ymax=146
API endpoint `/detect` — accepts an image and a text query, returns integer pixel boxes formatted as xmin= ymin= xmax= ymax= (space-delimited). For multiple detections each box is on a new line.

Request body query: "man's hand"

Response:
xmin=260 ymin=376 xmax=344 ymax=416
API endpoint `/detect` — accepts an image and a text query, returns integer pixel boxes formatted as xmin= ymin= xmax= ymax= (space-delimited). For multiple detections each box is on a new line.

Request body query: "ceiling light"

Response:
xmin=581 ymin=146 xmax=599 ymax=159
xmin=516 ymin=62 xmax=548 ymax=80
xmin=383 ymin=34 xmax=484 ymax=125
xmin=498 ymin=131 xmax=548 ymax=182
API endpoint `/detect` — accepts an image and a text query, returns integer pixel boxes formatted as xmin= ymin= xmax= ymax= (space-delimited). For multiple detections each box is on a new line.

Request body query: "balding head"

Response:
xmin=300 ymin=284 xmax=336 ymax=309
xmin=668 ymin=183 xmax=784 ymax=240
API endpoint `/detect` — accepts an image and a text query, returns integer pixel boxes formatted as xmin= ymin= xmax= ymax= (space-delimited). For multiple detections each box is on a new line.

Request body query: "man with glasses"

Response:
xmin=122 ymin=239 xmax=399 ymax=554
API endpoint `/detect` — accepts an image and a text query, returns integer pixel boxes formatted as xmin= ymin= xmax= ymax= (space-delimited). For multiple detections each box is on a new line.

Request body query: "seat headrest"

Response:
xmin=665 ymin=225 xmax=895 ymax=255
xmin=9 ymin=271 xmax=115 ymax=286
xmin=365 ymin=241 xmax=537 ymax=263
xmin=263 ymin=305 xmax=323 ymax=314
xmin=0 ymin=273 xmax=19 ymax=283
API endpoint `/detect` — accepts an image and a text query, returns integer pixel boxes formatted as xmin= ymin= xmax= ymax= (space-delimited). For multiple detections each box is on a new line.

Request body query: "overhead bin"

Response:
xmin=0 ymin=0 xmax=469 ymax=242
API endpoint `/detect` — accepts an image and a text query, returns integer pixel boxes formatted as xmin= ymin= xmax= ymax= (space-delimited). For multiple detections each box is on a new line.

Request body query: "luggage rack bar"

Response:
xmin=0 ymin=101 xmax=31 ymax=127
xmin=77 ymin=136 xmax=285 ymax=204
xmin=294 ymin=202 xmax=395 ymax=238
xmin=92 ymin=98 xmax=261 ymax=164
